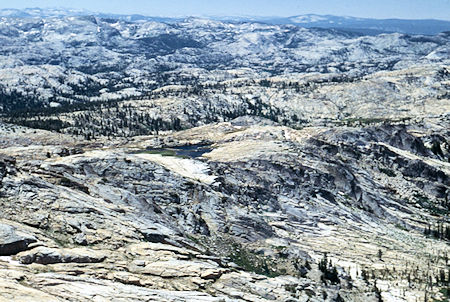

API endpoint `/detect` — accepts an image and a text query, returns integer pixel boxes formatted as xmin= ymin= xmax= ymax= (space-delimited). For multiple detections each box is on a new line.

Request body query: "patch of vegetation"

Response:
xmin=437 ymin=287 xmax=450 ymax=301
xmin=227 ymin=243 xmax=281 ymax=278
xmin=57 ymin=177 xmax=89 ymax=194
xmin=339 ymin=117 xmax=411 ymax=127
xmin=379 ymin=167 xmax=396 ymax=177
xmin=424 ymin=222 xmax=450 ymax=241
xmin=293 ymin=258 xmax=310 ymax=278
xmin=395 ymin=223 xmax=408 ymax=231
xmin=136 ymin=149 xmax=190 ymax=159
xmin=345 ymin=117 xmax=387 ymax=125
xmin=11 ymin=118 xmax=71 ymax=133
xmin=139 ymin=149 xmax=177 ymax=157
xmin=373 ymin=280 xmax=383 ymax=302
xmin=414 ymin=193 xmax=449 ymax=216
xmin=431 ymin=141 xmax=444 ymax=157
xmin=185 ymin=234 xmax=206 ymax=248
xmin=318 ymin=253 xmax=340 ymax=284
xmin=44 ymin=231 xmax=72 ymax=248
xmin=415 ymin=193 xmax=430 ymax=204
xmin=284 ymin=283 xmax=297 ymax=294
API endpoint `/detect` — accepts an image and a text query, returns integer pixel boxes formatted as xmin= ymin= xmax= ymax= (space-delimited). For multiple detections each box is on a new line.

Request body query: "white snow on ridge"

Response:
xmin=135 ymin=153 xmax=217 ymax=185
xmin=290 ymin=15 xmax=328 ymax=23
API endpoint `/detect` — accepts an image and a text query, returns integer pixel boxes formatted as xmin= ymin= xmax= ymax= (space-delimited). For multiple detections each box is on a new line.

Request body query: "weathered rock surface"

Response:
xmin=0 ymin=224 xmax=36 ymax=256
xmin=17 ymin=247 xmax=107 ymax=265
xmin=0 ymin=11 xmax=447 ymax=301
xmin=0 ymin=116 xmax=448 ymax=301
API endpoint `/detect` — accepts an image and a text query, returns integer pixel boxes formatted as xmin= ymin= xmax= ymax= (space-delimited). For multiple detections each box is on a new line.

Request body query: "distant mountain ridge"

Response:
xmin=260 ymin=14 xmax=450 ymax=35
xmin=1 ymin=8 xmax=449 ymax=35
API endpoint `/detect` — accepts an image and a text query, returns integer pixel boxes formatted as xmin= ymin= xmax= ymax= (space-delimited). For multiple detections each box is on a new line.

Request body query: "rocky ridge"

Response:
xmin=0 ymin=14 xmax=448 ymax=113
xmin=0 ymin=114 xmax=449 ymax=301
xmin=0 ymin=8 xmax=448 ymax=302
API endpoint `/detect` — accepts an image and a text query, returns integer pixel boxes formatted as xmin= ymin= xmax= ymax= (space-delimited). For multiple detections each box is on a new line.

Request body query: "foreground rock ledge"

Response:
xmin=17 ymin=247 xmax=107 ymax=265
xmin=0 ymin=224 xmax=36 ymax=256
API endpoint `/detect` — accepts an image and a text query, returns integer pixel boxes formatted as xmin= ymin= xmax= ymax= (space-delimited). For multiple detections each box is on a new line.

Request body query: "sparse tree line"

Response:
xmin=318 ymin=253 xmax=340 ymax=284
xmin=424 ymin=222 xmax=450 ymax=241
xmin=1 ymin=77 xmax=312 ymax=138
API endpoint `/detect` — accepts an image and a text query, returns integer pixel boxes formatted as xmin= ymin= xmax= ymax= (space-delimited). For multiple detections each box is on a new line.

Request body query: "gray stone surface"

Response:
xmin=18 ymin=247 xmax=106 ymax=265
xmin=0 ymin=224 xmax=36 ymax=256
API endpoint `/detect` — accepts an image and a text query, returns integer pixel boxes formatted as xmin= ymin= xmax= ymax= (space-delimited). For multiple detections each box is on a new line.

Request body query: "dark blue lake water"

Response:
xmin=171 ymin=144 xmax=213 ymax=158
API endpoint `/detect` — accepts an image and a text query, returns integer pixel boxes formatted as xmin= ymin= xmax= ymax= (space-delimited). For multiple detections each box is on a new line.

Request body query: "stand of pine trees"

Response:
xmin=424 ymin=222 xmax=450 ymax=240
xmin=318 ymin=253 xmax=340 ymax=284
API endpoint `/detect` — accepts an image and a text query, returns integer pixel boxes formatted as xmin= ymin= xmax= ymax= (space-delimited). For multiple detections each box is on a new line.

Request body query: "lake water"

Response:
xmin=171 ymin=144 xmax=213 ymax=158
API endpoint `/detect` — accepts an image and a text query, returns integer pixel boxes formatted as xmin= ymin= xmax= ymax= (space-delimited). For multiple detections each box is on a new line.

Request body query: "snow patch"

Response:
xmin=290 ymin=15 xmax=328 ymax=23
xmin=135 ymin=154 xmax=217 ymax=185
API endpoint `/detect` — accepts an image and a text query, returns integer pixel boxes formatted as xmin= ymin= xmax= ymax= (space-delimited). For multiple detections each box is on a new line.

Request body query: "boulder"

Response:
xmin=0 ymin=224 xmax=37 ymax=256
xmin=17 ymin=247 xmax=106 ymax=265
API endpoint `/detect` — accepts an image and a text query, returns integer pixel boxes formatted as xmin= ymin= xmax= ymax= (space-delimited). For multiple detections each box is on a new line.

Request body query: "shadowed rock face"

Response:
xmin=0 ymin=156 xmax=15 ymax=185
xmin=0 ymin=224 xmax=36 ymax=256
xmin=17 ymin=247 xmax=106 ymax=265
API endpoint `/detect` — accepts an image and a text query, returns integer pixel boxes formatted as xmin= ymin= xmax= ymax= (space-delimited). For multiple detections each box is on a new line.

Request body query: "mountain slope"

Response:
xmin=1 ymin=8 xmax=449 ymax=34
xmin=0 ymin=14 xmax=448 ymax=123
xmin=0 ymin=9 xmax=449 ymax=302
xmin=257 ymin=14 xmax=450 ymax=35
xmin=0 ymin=115 xmax=449 ymax=301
